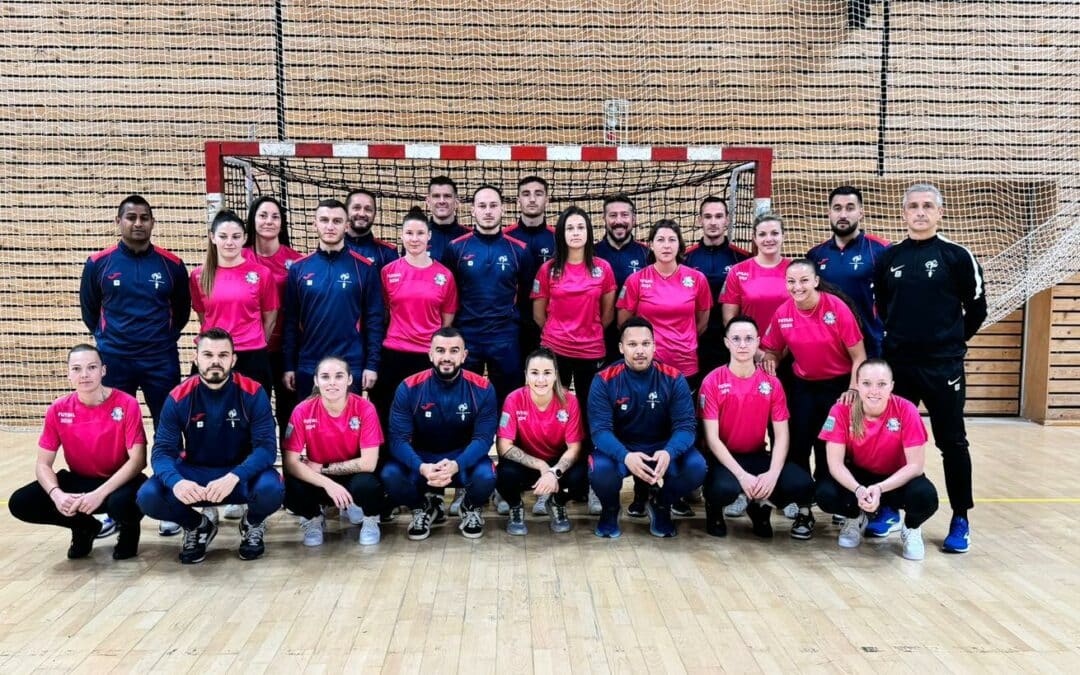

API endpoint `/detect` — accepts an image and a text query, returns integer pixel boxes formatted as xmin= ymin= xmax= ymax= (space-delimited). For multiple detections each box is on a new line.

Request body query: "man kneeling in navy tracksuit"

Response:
xmin=380 ymin=327 xmax=498 ymax=541
xmin=588 ymin=316 xmax=707 ymax=539
xmin=137 ymin=328 xmax=283 ymax=564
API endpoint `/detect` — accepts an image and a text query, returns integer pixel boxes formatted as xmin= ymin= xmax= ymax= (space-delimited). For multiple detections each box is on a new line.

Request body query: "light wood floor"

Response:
xmin=0 ymin=419 xmax=1078 ymax=674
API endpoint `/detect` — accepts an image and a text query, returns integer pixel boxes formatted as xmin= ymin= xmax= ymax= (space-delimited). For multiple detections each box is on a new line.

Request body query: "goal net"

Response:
xmin=207 ymin=142 xmax=771 ymax=252
xmin=1 ymin=1 xmax=1077 ymax=424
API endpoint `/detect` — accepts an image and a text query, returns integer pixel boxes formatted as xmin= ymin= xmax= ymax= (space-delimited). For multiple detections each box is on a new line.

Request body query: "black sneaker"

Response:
xmin=427 ymin=493 xmax=447 ymax=525
xmin=626 ymin=499 xmax=647 ymax=518
xmin=68 ymin=520 xmax=103 ymax=559
xmin=407 ymin=508 xmax=433 ymax=541
xmin=790 ymin=511 xmax=815 ymax=540
xmin=237 ymin=516 xmax=267 ymax=561
xmin=459 ymin=502 xmax=485 ymax=539
xmin=180 ymin=515 xmax=218 ymax=564
xmin=646 ymin=500 xmax=677 ymax=538
xmin=745 ymin=501 xmax=774 ymax=539
xmin=704 ymin=503 xmax=727 ymax=538
xmin=671 ymin=497 xmax=695 ymax=518
xmin=380 ymin=503 xmax=398 ymax=524
xmin=112 ymin=522 xmax=141 ymax=560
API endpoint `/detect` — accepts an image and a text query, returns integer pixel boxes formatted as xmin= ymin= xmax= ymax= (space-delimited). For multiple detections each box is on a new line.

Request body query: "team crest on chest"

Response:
xmin=886 ymin=417 xmax=901 ymax=432
xmin=111 ymin=406 xmax=124 ymax=422
xmin=850 ymin=254 xmax=863 ymax=271
xmin=457 ymin=403 xmax=470 ymax=421
xmin=758 ymin=381 xmax=772 ymax=395
xmin=647 ymin=392 xmax=659 ymax=409
xmin=556 ymin=409 xmax=569 ymax=423
xmin=349 ymin=416 xmax=360 ymax=431
xmin=496 ymin=255 xmax=510 ymax=271
xmin=245 ymin=271 xmax=260 ymax=284
xmin=284 ymin=259 xmax=294 ymax=269
xmin=823 ymin=311 xmax=837 ymax=326
xmin=338 ymin=273 xmax=351 ymax=289
xmin=149 ymin=272 xmax=164 ymax=289
xmin=434 ymin=273 xmax=447 ymax=286
xmin=591 ymin=266 xmax=603 ymax=278
xmin=227 ymin=409 xmax=239 ymax=428
xmin=629 ymin=260 xmax=641 ymax=270
xmin=681 ymin=275 xmax=695 ymax=288
xmin=925 ymin=260 xmax=939 ymax=278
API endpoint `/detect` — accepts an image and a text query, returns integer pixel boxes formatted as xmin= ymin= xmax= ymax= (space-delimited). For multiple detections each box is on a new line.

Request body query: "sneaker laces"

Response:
xmin=840 ymin=517 xmax=862 ymax=538
xmin=461 ymin=508 xmax=483 ymax=530
xmin=509 ymin=504 xmax=525 ymax=523
xmin=410 ymin=509 xmax=432 ymax=530
xmin=182 ymin=527 xmax=200 ymax=550
xmin=242 ymin=520 xmax=266 ymax=545
xmin=551 ymin=502 xmax=568 ymax=522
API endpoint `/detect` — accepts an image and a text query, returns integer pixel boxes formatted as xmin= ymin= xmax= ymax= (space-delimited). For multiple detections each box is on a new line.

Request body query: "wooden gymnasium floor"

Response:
xmin=0 ymin=418 xmax=1078 ymax=674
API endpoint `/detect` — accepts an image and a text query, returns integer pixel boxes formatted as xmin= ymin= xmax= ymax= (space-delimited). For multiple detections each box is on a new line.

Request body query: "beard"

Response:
xmin=199 ymin=367 xmax=229 ymax=385
xmin=435 ymin=362 xmax=462 ymax=381
xmin=831 ymin=220 xmax=859 ymax=237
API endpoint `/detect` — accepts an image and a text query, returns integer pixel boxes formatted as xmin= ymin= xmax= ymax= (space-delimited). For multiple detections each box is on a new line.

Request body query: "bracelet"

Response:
xmin=854 ymin=484 xmax=866 ymax=495
xmin=48 ymin=486 xmax=60 ymax=496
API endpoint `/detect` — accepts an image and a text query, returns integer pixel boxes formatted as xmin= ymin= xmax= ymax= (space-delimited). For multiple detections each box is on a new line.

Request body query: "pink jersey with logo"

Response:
xmin=246 ymin=246 xmax=304 ymax=352
xmin=761 ymin=292 xmax=862 ymax=380
xmin=381 ymin=258 xmax=459 ymax=353
xmin=818 ymin=395 xmax=927 ymax=475
xmin=616 ymin=264 xmax=712 ymax=376
xmin=531 ymin=258 xmax=616 ymax=359
xmin=699 ymin=366 xmax=788 ymax=454
xmin=39 ymin=389 xmax=145 ymax=478
xmin=190 ymin=259 xmax=279 ymax=351
xmin=497 ymin=388 xmax=584 ymax=462
xmin=283 ymin=393 xmax=383 ymax=465
xmin=718 ymin=258 xmax=792 ymax=334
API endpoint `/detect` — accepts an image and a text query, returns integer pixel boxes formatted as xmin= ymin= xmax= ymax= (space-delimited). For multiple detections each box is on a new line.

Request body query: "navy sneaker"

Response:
xmin=866 ymin=506 xmax=902 ymax=538
xmin=942 ymin=516 xmax=970 ymax=553
xmin=646 ymin=500 xmax=677 ymax=538
xmin=746 ymin=501 xmax=774 ymax=538
xmin=595 ymin=507 xmax=621 ymax=538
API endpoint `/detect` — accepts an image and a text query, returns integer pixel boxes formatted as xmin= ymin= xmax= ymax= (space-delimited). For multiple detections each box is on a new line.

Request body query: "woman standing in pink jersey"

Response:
xmin=719 ymin=212 xmax=792 ymax=335
xmin=244 ymin=196 xmax=303 ymax=437
xmin=190 ymin=210 xmax=279 ymax=394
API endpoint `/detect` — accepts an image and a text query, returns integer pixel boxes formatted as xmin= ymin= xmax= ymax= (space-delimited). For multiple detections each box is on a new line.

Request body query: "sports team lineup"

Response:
xmin=9 ymin=176 xmax=988 ymax=565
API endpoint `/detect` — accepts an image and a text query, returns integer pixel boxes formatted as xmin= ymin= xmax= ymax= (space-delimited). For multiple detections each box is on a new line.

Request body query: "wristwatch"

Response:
xmin=548 ymin=467 xmax=563 ymax=479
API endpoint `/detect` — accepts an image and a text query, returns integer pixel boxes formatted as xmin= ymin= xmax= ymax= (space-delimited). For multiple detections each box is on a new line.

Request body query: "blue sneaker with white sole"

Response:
xmin=942 ymin=516 xmax=970 ymax=553
xmin=866 ymin=506 xmax=902 ymax=538
xmin=595 ymin=507 xmax=621 ymax=538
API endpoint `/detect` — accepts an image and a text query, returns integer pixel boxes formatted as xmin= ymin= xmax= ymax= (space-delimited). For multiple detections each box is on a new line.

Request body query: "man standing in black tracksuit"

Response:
xmin=874 ymin=183 xmax=987 ymax=554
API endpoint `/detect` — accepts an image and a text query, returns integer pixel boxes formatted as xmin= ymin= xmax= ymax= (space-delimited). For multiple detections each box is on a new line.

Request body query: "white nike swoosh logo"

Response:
xmin=890 ymin=265 xmax=905 ymax=272
xmin=948 ymin=376 xmax=961 ymax=386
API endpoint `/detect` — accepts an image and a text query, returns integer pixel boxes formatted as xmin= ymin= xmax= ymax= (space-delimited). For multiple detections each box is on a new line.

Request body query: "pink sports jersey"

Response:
xmin=531 ymin=258 xmax=616 ymax=359
xmin=616 ymin=264 xmax=711 ymax=376
xmin=190 ymin=259 xmax=280 ymax=351
xmin=718 ymin=258 xmax=792 ymax=334
xmin=247 ymin=246 xmax=303 ymax=352
xmin=818 ymin=395 xmax=928 ymax=475
xmin=381 ymin=258 xmax=459 ymax=353
xmin=283 ymin=393 xmax=383 ymax=465
xmin=497 ymin=388 xmax=584 ymax=462
xmin=38 ymin=389 xmax=145 ymax=478
xmin=699 ymin=366 xmax=788 ymax=454
xmin=761 ymin=292 xmax=863 ymax=380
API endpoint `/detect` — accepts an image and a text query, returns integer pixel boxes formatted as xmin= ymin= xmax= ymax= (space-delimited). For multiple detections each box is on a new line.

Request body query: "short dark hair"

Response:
xmin=828 ymin=185 xmax=863 ymax=206
xmin=67 ymin=343 xmax=102 ymax=362
xmin=316 ymin=198 xmax=347 ymax=214
xmin=117 ymin=194 xmax=152 ymax=219
xmin=472 ymin=183 xmax=503 ymax=201
xmin=431 ymin=326 xmax=464 ymax=343
xmin=603 ymin=194 xmax=636 ymax=214
xmin=429 ymin=175 xmax=458 ymax=195
xmin=517 ymin=175 xmax=549 ymax=191
xmin=724 ymin=314 xmax=759 ymax=336
xmin=619 ymin=315 xmax=654 ymax=341
xmin=699 ymin=195 xmax=728 ymax=215
xmin=345 ymin=188 xmax=377 ymax=211
xmin=196 ymin=327 xmax=234 ymax=350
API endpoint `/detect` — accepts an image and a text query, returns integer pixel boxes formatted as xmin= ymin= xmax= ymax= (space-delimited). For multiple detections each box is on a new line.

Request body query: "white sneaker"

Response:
xmin=158 ymin=520 xmax=182 ymax=537
xmin=838 ymin=513 xmax=868 ymax=549
xmin=724 ymin=494 xmax=748 ymax=518
xmin=449 ymin=489 xmax=466 ymax=516
xmin=901 ymin=525 xmax=925 ymax=560
xmin=202 ymin=506 xmax=220 ymax=526
xmin=301 ymin=515 xmax=325 ymax=547
xmin=782 ymin=503 xmax=798 ymax=519
xmin=494 ymin=490 xmax=510 ymax=516
xmin=343 ymin=504 xmax=365 ymax=525
xmin=533 ymin=493 xmax=550 ymax=516
xmin=223 ymin=504 xmax=245 ymax=520
xmin=359 ymin=516 xmax=381 ymax=545
xmin=587 ymin=487 xmax=603 ymax=515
